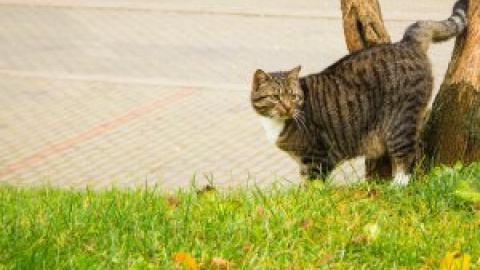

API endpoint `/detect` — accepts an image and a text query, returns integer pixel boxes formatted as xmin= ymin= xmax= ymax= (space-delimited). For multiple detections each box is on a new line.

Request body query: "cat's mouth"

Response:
xmin=268 ymin=110 xmax=308 ymax=133
xmin=264 ymin=109 xmax=290 ymax=120
xmin=268 ymin=110 xmax=299 ymax=119
xmin=269 ymin=115 xmax=291 ymax=120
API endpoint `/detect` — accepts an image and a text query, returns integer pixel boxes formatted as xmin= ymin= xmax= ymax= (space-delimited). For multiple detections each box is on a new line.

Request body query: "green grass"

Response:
xmin=1 ymin=164 xmax=479 ymax=269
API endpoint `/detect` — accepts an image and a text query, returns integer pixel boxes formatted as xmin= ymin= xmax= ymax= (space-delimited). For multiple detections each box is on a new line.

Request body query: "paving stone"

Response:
xmin=0 ymin=0 xmax=456 ymax=189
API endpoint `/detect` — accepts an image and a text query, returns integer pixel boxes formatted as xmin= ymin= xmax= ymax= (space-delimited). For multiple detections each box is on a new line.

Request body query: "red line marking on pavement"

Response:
xmin=0 ymin=88 xmax=197 ymax=179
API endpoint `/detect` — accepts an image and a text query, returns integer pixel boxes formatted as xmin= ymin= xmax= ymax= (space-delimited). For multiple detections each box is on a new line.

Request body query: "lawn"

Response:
xmin=1 ymin=164 xmax=479 ymax=269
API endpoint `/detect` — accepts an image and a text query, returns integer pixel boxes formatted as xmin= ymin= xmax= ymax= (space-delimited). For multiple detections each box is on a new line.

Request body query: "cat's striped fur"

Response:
xmin=251 ymin=1 xmax=467 ymax=186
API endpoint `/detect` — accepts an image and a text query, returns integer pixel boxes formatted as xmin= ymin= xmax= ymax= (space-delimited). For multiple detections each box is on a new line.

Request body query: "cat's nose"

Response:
xmin=281 ymin=100 xmax=293 ymax=113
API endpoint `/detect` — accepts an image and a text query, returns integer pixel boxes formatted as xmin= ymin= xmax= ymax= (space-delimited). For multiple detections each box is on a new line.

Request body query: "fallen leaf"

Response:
xmin=174 ymin=252 xmax=198 ymax=270
xmin=336 ymin=203 xmax=347 ymax=214
xmin=318 ymin=252 xmax=334 ymax=264
xmin=211 ymin=257 xmax=234 ymax=268
xmin=256 ymin=205 xmax=265 ymax=217
xmin=439 ymin=251 xmax=471 ymax=270
xmin=241 ymin=242 xmax=252 ymax=253
xmin=351 ymin=234 xmax=369 ymax=245
xmin=167 ymin=195 xmax=180 ymax=208
xmin=300 ymin=219 xmax=314 ymax=230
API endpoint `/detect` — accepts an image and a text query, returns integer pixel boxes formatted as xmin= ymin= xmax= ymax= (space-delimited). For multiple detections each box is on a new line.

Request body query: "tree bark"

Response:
xmin=340 ymin=0 xmax=390 ymax=52
xmin=340 ymin=0 xmax=480 ymax=174
xmin=425 ymin=0 xmax=480 ymax=165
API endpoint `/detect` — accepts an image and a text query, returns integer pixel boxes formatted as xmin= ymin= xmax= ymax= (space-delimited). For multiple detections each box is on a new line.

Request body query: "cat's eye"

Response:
xmin=270 ymin=96 xmax=281 ymax=103
xmin=292 ymin=94 xmax=302 ymax=101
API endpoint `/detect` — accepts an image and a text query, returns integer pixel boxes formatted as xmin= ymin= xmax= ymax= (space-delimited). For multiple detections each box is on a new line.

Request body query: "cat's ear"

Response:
xmin=288 ymin=65 xmax=301 ymax=79
xmin=252 ymin=69 xmax=270 ymax=91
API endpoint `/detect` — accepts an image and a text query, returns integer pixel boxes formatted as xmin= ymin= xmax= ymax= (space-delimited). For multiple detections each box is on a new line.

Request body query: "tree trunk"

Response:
xmin=340 ymin=0 xmax=480 ymax=174
xmin=340 ymin=0 xmax=392 ymax=178
xmin=425 ymin=0 xmax=480 ymax=165
xmin=340 ymin=0 xmax=390 ymax=52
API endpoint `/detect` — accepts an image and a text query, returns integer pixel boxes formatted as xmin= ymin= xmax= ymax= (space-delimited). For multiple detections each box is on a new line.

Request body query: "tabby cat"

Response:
xmin=251 ymin=1 xmax=467 ymax=186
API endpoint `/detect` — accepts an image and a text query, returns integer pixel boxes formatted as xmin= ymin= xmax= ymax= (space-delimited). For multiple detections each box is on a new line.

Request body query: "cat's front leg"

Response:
xmin=299 ymin=164 xmax=311 ymax=186
xmin=299 ymin=165 xmax=310 ymax=187
xmin=299 ymin=162 xmax=328 ymax=184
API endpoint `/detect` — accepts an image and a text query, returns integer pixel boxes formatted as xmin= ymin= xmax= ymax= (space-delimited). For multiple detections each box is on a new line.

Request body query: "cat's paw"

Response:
xmin=391 ymin=172 xmax=410 ymax=187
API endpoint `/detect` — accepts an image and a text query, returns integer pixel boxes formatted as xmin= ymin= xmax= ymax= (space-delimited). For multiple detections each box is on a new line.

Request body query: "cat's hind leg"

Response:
xmin=365 ymin=155 xmax=392 ymax=179
xmin=391 ymin=155 xmax=415 ymax=186
xmin=388 ymin=142 xmax=417 ymax=186
xmin=386 ymin=126 xmax=419 ymax=186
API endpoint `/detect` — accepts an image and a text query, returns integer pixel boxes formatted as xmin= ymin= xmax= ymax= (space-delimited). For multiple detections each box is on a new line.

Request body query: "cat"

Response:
xmin=251 ymin=1 xmax=467 ymax=186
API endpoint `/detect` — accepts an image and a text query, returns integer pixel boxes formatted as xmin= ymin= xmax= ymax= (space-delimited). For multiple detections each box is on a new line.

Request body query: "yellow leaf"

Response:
xmin=461 ymin=254 xmax=471 ymax=270
xmin=82 ymin=196 xmax=90 ymax=208
xmin=336 ymin=203 xmax=347 ymax=214
xmin=174 ymin=252 xmax=198 ymax=270
xmin=439 ymin=251 xmax=470 ymax=270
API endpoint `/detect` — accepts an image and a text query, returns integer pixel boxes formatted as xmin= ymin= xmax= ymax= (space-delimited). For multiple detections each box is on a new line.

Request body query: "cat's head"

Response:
xmin=251 ymin=66 xmax=304 ymax=120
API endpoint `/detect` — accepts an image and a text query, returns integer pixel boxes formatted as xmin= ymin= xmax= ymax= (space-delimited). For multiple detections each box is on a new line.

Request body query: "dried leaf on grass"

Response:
xmin=241 ymin=242 xmax=252 ymax=253
xmin=256 ymin=205 xmax=265 ymax=217
xmin=167 ymin=195 xmax=180 ymax=208
xmin=300 ymin=219 xmax=314 ymax=230
xmin=318 ymin=252 xmax=334 ymax=264
xmin=336 ymin=203 xmax=347 ymax=214
xmin=174 ymin=252 xmax=198 ymax=270
xmin=351 ymin=233 xmax=369 ymax=245
xmin=211 ymin=257 xmax=234 ymax=268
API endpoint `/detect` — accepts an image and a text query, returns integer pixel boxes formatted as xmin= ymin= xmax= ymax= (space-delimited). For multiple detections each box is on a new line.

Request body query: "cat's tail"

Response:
xmin=401 ymin=0 xmax=467 ymax=52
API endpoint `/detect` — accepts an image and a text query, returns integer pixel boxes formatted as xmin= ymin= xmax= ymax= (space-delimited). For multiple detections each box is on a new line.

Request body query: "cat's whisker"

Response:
xmin=293 ymin=111 xmax=309 ymax=135
xmin=295 ymin=111 xmax=306 ymax=124
xmin=298 ymin=114 xmax=309 ymax=133
xmin=297 ymin=117 xmax=307 ymax=133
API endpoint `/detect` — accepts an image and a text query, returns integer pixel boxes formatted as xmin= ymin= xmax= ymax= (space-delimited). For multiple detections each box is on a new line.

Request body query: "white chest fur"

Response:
xmin=260 ymin=116 xmax=285 ymax=144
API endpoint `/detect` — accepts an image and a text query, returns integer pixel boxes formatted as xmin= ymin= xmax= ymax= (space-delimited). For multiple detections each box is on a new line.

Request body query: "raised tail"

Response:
xmin=402 ymin=0 xmax=467 ymax=52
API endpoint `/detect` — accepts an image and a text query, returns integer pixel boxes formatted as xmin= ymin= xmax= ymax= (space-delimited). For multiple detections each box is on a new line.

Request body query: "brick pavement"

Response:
xmin=0 ymin=0 xmax=456 ymax=190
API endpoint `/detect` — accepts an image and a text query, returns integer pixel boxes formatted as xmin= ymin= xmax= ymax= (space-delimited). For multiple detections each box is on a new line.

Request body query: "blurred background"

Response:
xmin=0 ymin=0 xmax=455 ymax=190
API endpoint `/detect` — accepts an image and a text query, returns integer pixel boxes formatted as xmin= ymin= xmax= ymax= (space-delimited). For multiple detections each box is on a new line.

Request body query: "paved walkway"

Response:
xmin=0 ymin=0 xmax=455 ymax=190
